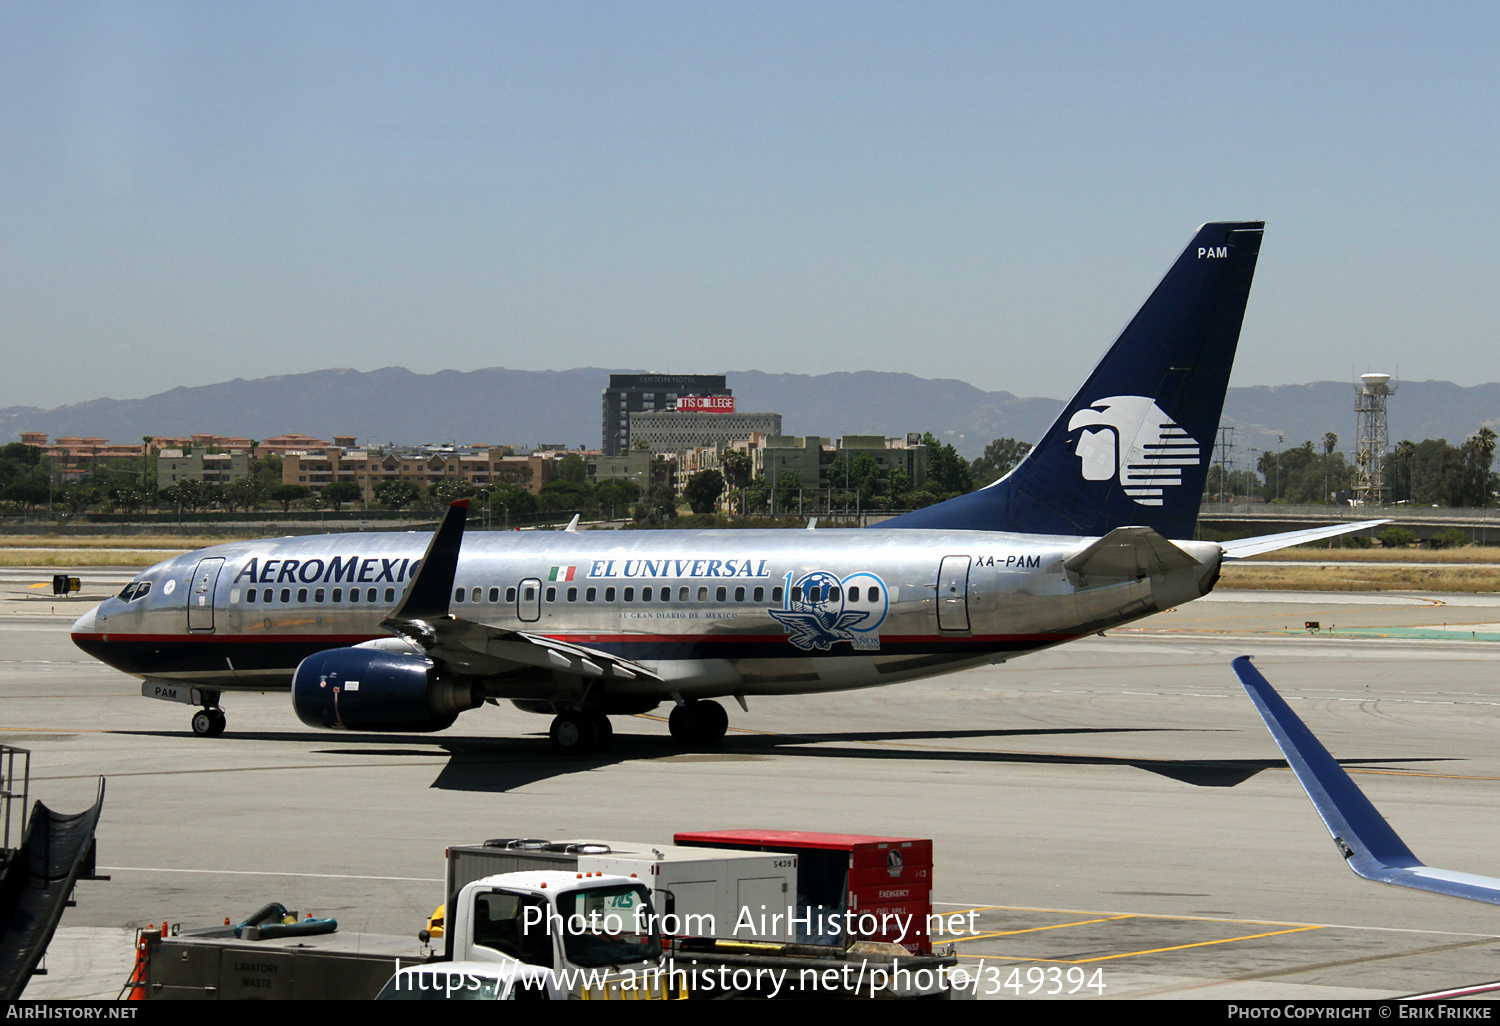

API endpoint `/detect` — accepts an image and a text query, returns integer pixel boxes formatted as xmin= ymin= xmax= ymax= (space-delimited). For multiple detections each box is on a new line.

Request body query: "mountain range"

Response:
xmin=4 ymin=368 xmax=1498 ymax=463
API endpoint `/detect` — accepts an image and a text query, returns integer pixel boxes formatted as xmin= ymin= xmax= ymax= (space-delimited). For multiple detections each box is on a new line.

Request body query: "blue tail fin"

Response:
xmin=884 ymin=222 xmax=1264 ymax=539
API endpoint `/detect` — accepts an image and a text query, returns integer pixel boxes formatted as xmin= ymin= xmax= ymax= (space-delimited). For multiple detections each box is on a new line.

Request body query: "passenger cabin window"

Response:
xmin=849 ymin=586 xmax=859 ymax=601
xmin=384 ymin=588 xmax=395 ymax=603
xmin=367 ymin=588 xmax=378 ymax=602
xmin=605 ymin=587 xmax=615 ymax=602
xmin=314 ymin=588 xmax=325 ymax=603
xmin=246 ymin=588 xmax=257 ymax=603
xmin=280 ymin=588 xmax=291 ymax=603
xmin=297 ymin=588 xmax=308 ymax=603
xmin=868 ymin=586 xmax=880 ymax=601
xmin=791 ymin=586 xmax=802 ymax=601
xmin=546 ymin=587 xmax=556 ymax=602
xmin=771 ymin=587 xmax=782 ymax=603
xmin=753 ymin=587 xmax=764 ymax=602
xmin=507 ymin=587 xmax=517 ymax=603
xmin=332 ymin=589 xmax=342 ymax=601
xmin=678 ymin=587 xmax=689 ymax=602
xmin=642 ymin=587 xmax=653 ymax=601
xmin=567 ymin=587 xmax=578 ymax=602
xmin=488 ymin=587 xmax=499 ymax=602
xmin=586 ymin=587 xmax=597 ymax=602
xmin=715 ymin=587 xmax=726 ymax=602
xmin=454 ymin=588 xmax=465 ymax=602
xmin=472 ymin=587 xmax=482 ymax=603
xmin=624 ymin=587 xmax=634 ymax=601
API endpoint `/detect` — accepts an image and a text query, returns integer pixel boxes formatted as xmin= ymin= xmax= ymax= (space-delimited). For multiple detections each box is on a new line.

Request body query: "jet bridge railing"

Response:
xmin=0 ymin=746 xmax=28 ymax=853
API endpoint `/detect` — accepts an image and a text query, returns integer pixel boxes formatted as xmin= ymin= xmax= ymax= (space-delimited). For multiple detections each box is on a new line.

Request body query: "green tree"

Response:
xmin=268 ymin=484 xmax=310 ymax=513
xmin=594 ymin=478 xmax=641 ymax=519
xmin=921 ymin=433 xmax=973 ymax=496
xmin=373 ymin=480 xmax=421 ymax=511
xmin=632 ymin=484 xmax=679 ymax=525
xmin=322 ymin=481 xmax=363 ymax=511
xmin=970 ymin=438 xmax=1033 ymax=488
xmin=683 ymin=469 xmax=725 ymax=515
xmin=488 ymin=483 xmax=539 ymax=525
xmin=826 ymin=454 xmax=882 ymax=503
xmin=557 ymin=454 xmax=588 ymax=485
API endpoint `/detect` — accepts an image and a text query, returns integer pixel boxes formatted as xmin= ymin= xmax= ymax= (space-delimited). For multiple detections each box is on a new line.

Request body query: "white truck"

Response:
xmin=133 ymin=842 xmax=967 ymax=999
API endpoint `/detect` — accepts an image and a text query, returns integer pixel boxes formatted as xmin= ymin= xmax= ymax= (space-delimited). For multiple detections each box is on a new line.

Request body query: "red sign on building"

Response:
xmin=675 ymin=395 xmax=735 ymax=413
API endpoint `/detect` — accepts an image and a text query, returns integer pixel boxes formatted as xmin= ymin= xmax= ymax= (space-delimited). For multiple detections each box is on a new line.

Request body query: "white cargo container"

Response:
xmin=577 ymin=845 xmax=798 ymax=943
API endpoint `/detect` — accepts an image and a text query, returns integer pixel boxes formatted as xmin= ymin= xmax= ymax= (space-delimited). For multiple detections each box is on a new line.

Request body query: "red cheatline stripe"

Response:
xmin=75 ymin=631 xmax=1083 ymax=646
xmin=72 ymin=633 xmax=384 ymax=644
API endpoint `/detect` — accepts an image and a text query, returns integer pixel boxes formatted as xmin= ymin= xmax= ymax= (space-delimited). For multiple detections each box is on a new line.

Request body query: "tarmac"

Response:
xmin=6 ymin=566 xmax=1500 ymax=1000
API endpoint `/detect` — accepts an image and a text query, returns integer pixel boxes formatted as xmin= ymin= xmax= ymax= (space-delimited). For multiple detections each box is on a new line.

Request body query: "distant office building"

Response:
xmin=601 ymin=374 xmax=731 ymax=455
xmin=756 ymin=435 xmax=928 ymax=492
xmin=282 ymin=446 xmax=561 ymax=503
xmin=157 ymin=448 xmax=251 ymax=486
xmin=628 ymin=410 xmax=783 ymax=456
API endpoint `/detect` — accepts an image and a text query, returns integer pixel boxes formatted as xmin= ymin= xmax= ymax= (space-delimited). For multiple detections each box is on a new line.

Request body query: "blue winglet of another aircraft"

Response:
xmin=1233 ymin=655 xmax=1500 ymax=906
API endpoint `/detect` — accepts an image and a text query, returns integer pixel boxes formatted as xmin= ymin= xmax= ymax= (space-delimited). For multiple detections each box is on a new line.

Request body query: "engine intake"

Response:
xmin=292 ymin=648 xmax=482 ymax=732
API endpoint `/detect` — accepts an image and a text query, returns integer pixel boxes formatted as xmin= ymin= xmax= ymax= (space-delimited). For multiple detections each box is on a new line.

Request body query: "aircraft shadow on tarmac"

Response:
xmin=113 ymin=725 xmax=1450 ymax=793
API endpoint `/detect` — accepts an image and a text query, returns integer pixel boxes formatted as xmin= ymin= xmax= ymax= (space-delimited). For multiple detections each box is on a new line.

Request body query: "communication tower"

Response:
xmin=1354 ymin=373 xmax=1397 ymax=504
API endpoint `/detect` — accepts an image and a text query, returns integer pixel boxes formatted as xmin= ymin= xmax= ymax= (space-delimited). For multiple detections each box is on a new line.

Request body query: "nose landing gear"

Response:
xmin=191 ymin=707 xmax=226 ymax=737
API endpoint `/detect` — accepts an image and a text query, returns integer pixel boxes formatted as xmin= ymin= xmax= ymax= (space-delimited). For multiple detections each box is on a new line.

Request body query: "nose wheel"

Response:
xmin=191 ymin=708 xmax=226 ymax=737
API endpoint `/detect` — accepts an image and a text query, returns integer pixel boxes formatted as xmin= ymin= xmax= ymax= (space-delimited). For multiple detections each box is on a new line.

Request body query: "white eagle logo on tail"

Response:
xmin=1067 ymin=395 xmax=1202 ymax=506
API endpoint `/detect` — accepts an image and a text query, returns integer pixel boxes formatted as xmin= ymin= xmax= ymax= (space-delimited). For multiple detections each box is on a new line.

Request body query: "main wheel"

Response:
xmin=205 ymin=709 xmax=226 ymax=737
xmin=668 ymin=701 xmax=728 ymax=746
xmin=191 ymin=710 xmax=214 ymax=736
xmin=694 ymin=700 xmax=728 ymax=744
xmin=549 ymin=712 xmax=600 ymax=755
xmin=589 ymin=713 xmax=614 ymax=753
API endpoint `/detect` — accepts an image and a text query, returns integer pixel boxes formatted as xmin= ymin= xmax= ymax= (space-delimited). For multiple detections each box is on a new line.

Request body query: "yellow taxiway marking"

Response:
xmin=957 ymin=924 xmax=1327 ymax=964
xmin=952 ymin=915 xmax=1135 ymax=942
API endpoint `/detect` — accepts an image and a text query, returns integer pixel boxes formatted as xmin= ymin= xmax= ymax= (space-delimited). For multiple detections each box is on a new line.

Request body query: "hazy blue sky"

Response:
xmin=3 ymin=1 xmax=1496 ymax=409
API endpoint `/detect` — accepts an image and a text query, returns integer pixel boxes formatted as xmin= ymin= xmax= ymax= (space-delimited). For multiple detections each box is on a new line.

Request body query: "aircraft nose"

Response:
xmin=71 ymin=603 xmax=99 ymax=634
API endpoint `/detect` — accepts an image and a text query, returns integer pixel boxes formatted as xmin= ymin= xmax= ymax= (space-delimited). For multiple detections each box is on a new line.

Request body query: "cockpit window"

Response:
xmin=118 ymin=584 xmax=136 ymax=601
xmin=117 ymin=582 xmax=152 ymax=602
xmin=131 ymin=582 xmax=151 ymax=601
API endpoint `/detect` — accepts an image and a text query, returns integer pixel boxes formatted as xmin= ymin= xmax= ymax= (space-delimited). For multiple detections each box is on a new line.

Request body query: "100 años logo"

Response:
xmin=769 ymin=571 xmax=889 ymax=652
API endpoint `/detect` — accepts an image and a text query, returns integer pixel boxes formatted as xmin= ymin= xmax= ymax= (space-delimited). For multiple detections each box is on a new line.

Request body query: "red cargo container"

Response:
xmin=674 ymin=830 xmax=934 ymax=955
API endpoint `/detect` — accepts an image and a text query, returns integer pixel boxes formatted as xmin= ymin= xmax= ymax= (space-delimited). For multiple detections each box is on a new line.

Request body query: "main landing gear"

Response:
xmin=668 ymin=700 xmax=728 ymax=747
xmin=191 ymin=707 xmax=226 ymax=737
xmin=549 ymin=711 xmax=613 ymax=755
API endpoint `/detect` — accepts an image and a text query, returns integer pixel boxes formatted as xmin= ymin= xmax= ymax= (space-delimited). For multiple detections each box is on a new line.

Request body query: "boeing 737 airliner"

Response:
xmin=70 ymin=222 xmax=1383 ymax=752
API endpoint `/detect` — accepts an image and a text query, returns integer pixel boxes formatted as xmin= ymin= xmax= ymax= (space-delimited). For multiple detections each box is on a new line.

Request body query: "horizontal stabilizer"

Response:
xmin=1220 ymin=520 xmax=1391 ymax=559
xmin=1064 ymin=526 xmax=1200 ymax=578
xmin=1234 ymin=655 xmax=1500 ymax=906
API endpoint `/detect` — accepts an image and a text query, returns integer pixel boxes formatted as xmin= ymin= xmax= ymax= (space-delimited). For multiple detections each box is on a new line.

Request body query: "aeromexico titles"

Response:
xmin=71 ymin=222 xmax=1385 ymax=753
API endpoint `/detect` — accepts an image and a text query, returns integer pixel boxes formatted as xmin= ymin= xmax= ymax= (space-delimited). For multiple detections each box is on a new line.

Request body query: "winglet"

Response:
xmin=1234 ymin=656 xmax=1500 ymax=906
xmin=389 ymin=500 xmax=470 ymax=620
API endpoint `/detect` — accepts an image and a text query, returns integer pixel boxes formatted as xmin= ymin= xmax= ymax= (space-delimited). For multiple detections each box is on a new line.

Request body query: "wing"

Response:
xmin=1220 ymin=520 xmax=1390 ymax=559
xmin=380 ymin=500 xmax=660 ymax=683
xmin=1234 ymin=655 xmax=1500 ymax=906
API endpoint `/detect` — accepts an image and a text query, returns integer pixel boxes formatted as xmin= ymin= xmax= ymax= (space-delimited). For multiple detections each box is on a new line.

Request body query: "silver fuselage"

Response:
xmin=72 ymin=527 xmax=1223 ymax=705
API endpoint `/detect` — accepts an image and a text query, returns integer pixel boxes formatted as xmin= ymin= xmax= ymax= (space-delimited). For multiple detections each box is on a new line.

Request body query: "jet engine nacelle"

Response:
xmin=292 ymin=648 xmax=482 ymax=732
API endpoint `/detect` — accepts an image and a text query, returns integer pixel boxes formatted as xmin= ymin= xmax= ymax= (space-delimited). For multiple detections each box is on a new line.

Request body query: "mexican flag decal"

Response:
xmin=548 ymin=566 xmax=577 ymax=582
